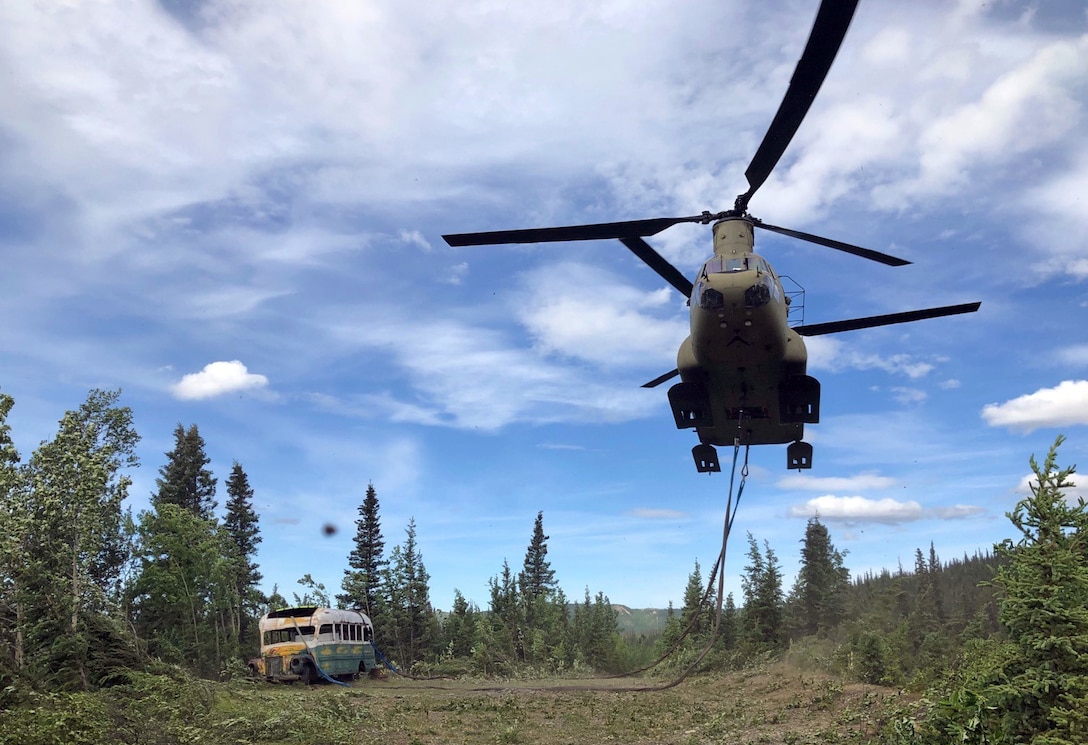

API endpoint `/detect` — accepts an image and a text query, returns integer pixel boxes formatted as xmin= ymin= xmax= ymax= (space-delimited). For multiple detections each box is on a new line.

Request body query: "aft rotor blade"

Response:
xmin=619 ymin=237 xmax=694 ymax=297
xmin=794 ymin=302 xmax=981 ymax=336
xmin=756 ymin=220 xmax=910 ymax=266
xmin=642 ymin=369 xmax=681 ymax=389
xmin=740 ymin=0 xmax=860 ymax=206
xmin=442 ymin=215 xmax=706 ymax=247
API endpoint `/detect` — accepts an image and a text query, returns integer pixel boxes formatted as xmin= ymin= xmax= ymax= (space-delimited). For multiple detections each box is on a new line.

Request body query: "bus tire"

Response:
xmin=300 ymin=662 xmax=316 ymax=685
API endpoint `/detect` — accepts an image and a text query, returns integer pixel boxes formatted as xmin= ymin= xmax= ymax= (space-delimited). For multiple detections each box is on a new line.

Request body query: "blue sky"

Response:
xmin=2 ymin=0 xmax=1087 ymax=611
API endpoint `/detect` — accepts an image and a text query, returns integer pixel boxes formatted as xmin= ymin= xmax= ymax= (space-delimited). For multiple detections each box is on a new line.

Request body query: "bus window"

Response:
xmin=335 ymin=623 xmax=342 ymax=639
xmin=319 ymin=624 xmax=333 ymax=637
xmin=264 ymin=629 xmax=299 ymax=645
xmin=364 ymin=625 xmax=373 ymax=641
xmin=298 ymin=626 xmax=315 ymax=636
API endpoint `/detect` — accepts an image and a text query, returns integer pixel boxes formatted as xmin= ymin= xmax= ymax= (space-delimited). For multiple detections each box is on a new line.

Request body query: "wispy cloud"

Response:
xmin=777 ymin=472 xmax=897 ymax=492
xmin=516 ymin=262 xmax=688 ymax=369
xmin=629 ymin=508 xmax=689 ymax=521
xmin=805 ymin=337 xmax=936 ymax=379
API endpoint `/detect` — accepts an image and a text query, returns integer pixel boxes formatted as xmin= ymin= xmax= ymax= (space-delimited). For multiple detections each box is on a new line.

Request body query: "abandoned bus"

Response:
xmin=250 ymin=606 xmax=377 ymax=683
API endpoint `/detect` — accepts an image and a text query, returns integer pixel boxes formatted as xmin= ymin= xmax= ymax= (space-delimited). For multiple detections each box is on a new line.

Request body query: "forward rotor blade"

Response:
xmin=642 ymin=368 xmax=681 ymax=389
xmin=794 ymin=302 xmax=981 ymax=337
xmin=756 ymin=220 xmax=910 ymax=266
xmin=442 ymin=215 xmax=706 ymax=247
xmin=740 ymin=0 xmax=860 ymax=205
xmin=619 ymin=237 xmax=694 ymax=297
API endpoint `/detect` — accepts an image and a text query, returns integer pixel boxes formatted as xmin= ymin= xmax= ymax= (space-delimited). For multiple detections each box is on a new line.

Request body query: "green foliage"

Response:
xmin=518 ymin=511 xmax=556 ymax=603
xmin=3 ymin=389 xmax=140 ymax=690
xmin=222 ymin=461 xmax=263 ymax=656
xmin=380 ymin=518 xmax=440 ymax=666
xmin=912 ymin=437 xmax=1088 ymax=744
xmin=294 ymin=573 xmax=331 ymax=606
xmin=128 ymin=503 xmax=225 ymax=675
xmin=572 ymin=589 xmax=622 ymax=672
xmin=152 ymin=424 xmax=217 ymax=519
xmin=986 ymin=436 xmax=1088 ymax=743
xmin=442 ymin=589 xmax=479 ymax=659
xmin=787 ymin=517 xmax=849 ymax=638
xmin=742 ymin=533 xmax=785 ymax=652
xmin=338 ymin=481 xmax=386 ymax=620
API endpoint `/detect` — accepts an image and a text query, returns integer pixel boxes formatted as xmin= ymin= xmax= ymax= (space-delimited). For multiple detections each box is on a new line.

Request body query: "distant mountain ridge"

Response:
xmin=612 ymin=605 xmax=669 ymax=635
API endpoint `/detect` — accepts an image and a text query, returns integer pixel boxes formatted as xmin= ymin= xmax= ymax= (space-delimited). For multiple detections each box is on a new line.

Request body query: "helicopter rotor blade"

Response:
xmin=618 ymin=237 xmax=694 ymax=297
xmin=794 ymin=302 xmax=981 ymax=337
xmin=738 ymin=0 xmax=860 ymax=209
xmin=442 ymin=215 xmax=708 ymax=247
xmin=642 ymin=368 xmax=681 ymax=389
xmin=755 ymin=220 xmax=910 ymax=266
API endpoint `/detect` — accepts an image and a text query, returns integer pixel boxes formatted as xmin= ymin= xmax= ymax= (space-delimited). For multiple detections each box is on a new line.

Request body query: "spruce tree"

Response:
xmin=382 ymin=519 xmax=438 ymax=664
xmin=153 ymin=424 xmax=217 ymax=519
xmin=338 ymin=482 xmax=385 ymax=618
xmin=787 ymin=517 xmax=849 ymax=637
xmin=741 ymin=533 xmax=784 ymax=651
xmin=680 ymin=558 xmax=713 ymax=638
xmin=443 ymin=589 xmax=479 ymax=659
xmin=131 ymin=422 xmax=224 ymax=676
xmin=989 ymin=437 xmax=1088 ymax=742
xmin=519 ymin=511 xmax=556 ymax=601
xmin=223 ymin=461 xmax=262 ymax=654
xmin=487 ymin=559 xmax=522 ymax=662
xmin=518 ymin=511 xmax=557 ymax=635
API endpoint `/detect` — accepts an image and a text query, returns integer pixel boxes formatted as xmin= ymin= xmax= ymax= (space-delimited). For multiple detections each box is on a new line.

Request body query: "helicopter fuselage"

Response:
xmin=670 ymin=217 xmax=816 ymax=466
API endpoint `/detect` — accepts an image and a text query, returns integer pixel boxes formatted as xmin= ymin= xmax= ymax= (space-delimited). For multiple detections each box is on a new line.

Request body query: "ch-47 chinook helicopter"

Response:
xmin=443 ymin=0 xmax=980 ymax=473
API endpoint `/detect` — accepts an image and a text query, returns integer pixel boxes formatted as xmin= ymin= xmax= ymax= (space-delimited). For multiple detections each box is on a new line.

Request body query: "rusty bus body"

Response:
xmin=249 ymin=606 xmax=377 ymax=683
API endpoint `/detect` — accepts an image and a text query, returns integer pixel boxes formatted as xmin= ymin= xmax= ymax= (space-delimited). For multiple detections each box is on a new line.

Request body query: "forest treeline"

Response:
xmin=3 ymin=388 xmax=1088 ymax=744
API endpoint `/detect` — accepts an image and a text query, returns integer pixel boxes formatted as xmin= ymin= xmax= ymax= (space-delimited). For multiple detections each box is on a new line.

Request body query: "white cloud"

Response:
xmin=981 ymin=380 xmax=1088 ymax=432
xmin=789 ymin=495 xmax=924 ymax=524
xmin=171 ymin=360 xmax=269 ymax=400
xmin=788 ymin=495 xmax=985 ymax=524
xmin=776 ymin=472 xmax=897 ymax=492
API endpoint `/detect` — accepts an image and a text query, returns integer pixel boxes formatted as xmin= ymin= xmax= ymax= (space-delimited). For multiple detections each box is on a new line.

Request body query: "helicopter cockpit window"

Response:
xmin=702 ymin=256 xmax=748 ymax=275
